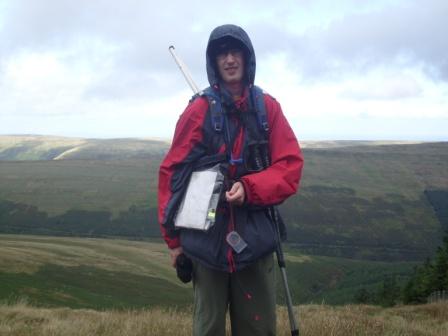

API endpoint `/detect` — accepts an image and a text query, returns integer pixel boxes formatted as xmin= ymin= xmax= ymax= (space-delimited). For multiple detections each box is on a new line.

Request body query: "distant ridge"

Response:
xmin=0 ymin=134 xmax=441 ymax=161
xmin=299 ymin=140 xmax=425 ymax=149
xmin=0 ymin=135 xmax=169 ymax=161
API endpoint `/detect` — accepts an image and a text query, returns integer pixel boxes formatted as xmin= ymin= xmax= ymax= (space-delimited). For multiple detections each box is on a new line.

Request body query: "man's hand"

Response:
xmin=226 ymin=181 xmax=245 ymax=206
xmin=169 ymin=246 xmax=183 ymax=268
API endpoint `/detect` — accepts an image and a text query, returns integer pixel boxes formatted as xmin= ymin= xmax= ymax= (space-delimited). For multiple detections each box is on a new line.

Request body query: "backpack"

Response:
xmin=193 ymin=85 xmax=269 ymax=134
xmin=190 ymin=85 xmax=269 ymax=168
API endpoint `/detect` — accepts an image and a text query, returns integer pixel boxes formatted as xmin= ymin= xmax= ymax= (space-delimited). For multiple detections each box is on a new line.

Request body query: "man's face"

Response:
xmin=216 ymin=48 xmax=245 ymax=85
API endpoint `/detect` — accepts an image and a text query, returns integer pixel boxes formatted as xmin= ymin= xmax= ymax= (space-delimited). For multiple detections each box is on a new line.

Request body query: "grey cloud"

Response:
xmin=0 ymin=0 xmax=212 ymax=98
xmin=246 ymin=0 xmax=448 ymax=82
xmin=0 ymin=1 xmax=300 ymax=98
xmin=319 ymin=1 xmax=447 ymax=77
xmin=2 ymin=0 xmax=447 ymax=103
xmin=322 ymin=1 xmax=444 ymax=81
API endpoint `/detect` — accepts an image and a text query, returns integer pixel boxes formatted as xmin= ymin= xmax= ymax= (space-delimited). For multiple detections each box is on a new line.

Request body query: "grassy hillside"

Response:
xmin=0 ymin=159 xmax=156 ymax=216
xmin=0 ymin=235 xmax=417 ymax=308
xmin=1 ymin=301 xmax=447 ymax=336
xmin=0 ymin=135 xmax=168 ymax=160
xmin=282 ymin=143 xmax=448 ymax=260
xmin=0 ymin=136 xmax=447 ymax=261
xmin=0 ymin=235 xmax=191 ymax=309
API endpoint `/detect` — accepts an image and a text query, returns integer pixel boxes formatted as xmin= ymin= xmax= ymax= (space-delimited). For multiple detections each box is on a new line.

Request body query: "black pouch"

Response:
xmin=176 ymin=253 xmax=193 ymax=283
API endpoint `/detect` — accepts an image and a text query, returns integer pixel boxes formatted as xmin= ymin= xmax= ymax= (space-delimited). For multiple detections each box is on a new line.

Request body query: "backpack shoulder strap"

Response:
xmin=250 ymin=85 xmax=269 ymax=132
xmin=192 ymin=86 xmax=224 ymax=133
xmin=191 ymin=85 xmax=270 ymax=134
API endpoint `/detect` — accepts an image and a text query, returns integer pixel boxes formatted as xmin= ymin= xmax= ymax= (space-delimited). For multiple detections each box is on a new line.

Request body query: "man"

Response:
xmin=158 ymin=24 xmax=303 ymax=336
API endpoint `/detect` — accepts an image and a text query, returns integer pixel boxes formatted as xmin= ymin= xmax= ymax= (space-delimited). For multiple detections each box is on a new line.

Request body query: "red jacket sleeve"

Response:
xmin=158 ymin=98 xmax=208 ymax=249
xmin=240 ymin=95 xmax=304 ymax=205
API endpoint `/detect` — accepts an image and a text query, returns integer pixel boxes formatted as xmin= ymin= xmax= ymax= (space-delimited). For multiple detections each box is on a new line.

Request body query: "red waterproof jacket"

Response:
xmin=158 ymin=87 xmax=303 ymax=270
xmin=158 ymin=24 xmax=303 ymax=271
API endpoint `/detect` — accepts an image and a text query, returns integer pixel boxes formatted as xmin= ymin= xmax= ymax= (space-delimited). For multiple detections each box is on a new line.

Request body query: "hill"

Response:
xmin=0 ymin=235 xmax=417 ymax=307
xmin=0 ymin=135 xmax=447 ymax=261
xmin=0 ymin=135 xmax=168 ymax=160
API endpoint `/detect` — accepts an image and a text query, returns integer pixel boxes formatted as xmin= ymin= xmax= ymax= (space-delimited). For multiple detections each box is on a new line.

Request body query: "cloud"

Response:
xmin=0 ymin=0 xmax=447 ymax=140
xmin=258 ymin=53 xmax=448 ymax=127
xmin=340 ymin=70 xmax=424 ymax=101
xmin=2 ymin=1 xmax=447 ymax=83
xmin=278 ymin=0 xmax=448 ymax=81
xmin=0 ymin=0 xmax=212 ymax=98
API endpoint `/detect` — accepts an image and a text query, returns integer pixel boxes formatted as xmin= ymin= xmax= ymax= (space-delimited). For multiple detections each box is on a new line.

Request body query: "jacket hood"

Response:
xmin=206 ymin=24 xmax=256 ymax=87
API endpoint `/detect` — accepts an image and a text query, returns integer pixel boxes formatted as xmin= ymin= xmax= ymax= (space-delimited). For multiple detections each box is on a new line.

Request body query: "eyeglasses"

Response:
xmin=216 ymin=49 xmax=243 ymax=61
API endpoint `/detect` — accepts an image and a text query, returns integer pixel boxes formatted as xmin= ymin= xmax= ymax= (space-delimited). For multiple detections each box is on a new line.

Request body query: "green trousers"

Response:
xmin=192 ymin=253 xmax=276 ymax=336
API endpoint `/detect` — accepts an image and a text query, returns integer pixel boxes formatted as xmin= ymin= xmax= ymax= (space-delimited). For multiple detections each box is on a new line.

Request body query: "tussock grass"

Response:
xmin=0 ymin=301 xmax=191 ymax=336
xmin=291 ymin=303 xmax=448 ymax=336
xmin=0 ymin=301 xmax=447 ymax=336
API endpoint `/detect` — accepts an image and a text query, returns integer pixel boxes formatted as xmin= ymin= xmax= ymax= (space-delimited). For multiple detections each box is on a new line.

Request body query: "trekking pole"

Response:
xmin=255 ymin=127 xmax=300 ymax=336
xmin=168 ymin=46 xmax=200 ymax=94
xmin=169 ymin=45 xmax=300 ymax=335
xmin=270 ymin=207 xmax=300 ymax=336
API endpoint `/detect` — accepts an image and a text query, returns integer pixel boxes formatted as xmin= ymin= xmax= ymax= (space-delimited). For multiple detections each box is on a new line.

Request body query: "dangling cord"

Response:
xmin=227 ymin=204 xmax=236 ymax=273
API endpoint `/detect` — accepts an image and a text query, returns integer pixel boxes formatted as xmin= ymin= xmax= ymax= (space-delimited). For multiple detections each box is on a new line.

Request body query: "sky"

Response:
xmin=0 ymin=0 xmax=447 ymax=141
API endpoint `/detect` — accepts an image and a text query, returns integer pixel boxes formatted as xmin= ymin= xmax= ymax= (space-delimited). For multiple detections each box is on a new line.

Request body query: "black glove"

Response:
xmin=176 ymin=253 xmax=193 ymax=283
